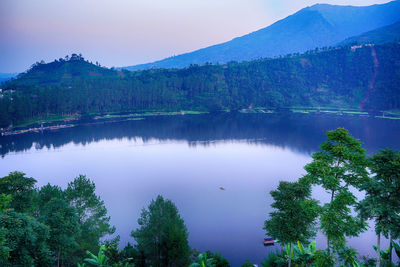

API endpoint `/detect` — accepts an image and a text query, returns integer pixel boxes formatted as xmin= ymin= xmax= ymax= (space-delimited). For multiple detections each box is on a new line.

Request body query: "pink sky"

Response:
xmin=0 ymin=0 xmax=392 ymax=72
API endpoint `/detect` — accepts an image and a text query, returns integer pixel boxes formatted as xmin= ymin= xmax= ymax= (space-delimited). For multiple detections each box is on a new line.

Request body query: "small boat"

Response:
xmin=219 ymin=187 xmax=226 ymax=191
xmin=263 ymin=237 xmax=275 ymax=246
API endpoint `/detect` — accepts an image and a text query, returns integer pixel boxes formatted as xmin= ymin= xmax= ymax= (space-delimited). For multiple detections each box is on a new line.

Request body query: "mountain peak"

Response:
xmin=8 ymin=55 xmax=117 ymax=87
xmin=123 ymin=1 xmax=400 ymax=71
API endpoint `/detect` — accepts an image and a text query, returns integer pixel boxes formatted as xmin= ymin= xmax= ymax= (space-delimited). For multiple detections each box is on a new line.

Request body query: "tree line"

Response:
xmin=1 ymin=43 xmax=400 ymax=128
xmin=264 ymin=128 xmax=400 ymax=267
xmin=0 ymin=173 xmax=231 ymax=267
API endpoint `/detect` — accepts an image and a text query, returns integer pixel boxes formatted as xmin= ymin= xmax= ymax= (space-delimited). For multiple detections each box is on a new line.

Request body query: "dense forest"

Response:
xmin=1 ymin=43 xmax=400 ymax=128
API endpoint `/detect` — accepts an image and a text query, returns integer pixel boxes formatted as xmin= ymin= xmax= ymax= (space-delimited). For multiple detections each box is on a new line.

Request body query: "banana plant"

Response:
xmin=392 ymin=240 xmax=400 ymax=259
xmin=84 ymin=245 xmax=109 ymax=266
xmin=373 ymin=245 xmax=390 ymax=261
xmin=338 ymin=247 xmax=359 ymax=267
xmin=189 ymin=253 xmax=216 ymax=267
xmin=292 ymin=241 xmax=317 ymax=266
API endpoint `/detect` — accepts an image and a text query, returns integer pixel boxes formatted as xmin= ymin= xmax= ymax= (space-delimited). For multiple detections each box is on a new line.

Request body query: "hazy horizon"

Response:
xmin=0 ymin=0 xmax=393 ymax=73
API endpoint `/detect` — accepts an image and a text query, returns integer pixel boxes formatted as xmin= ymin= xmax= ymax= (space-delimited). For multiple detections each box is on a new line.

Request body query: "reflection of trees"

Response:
xmin=1 ymin=113 xmax=399 ymax=158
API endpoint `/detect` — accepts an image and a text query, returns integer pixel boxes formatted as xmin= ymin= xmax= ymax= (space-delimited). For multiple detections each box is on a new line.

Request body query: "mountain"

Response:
xmin=338 ymin=21 xmax=400 ymax=46
xmin=123 ymin=0 xmax=400 ymax=71
xmin=0 ymin=73 xmax=18 ymax=85
xmin=8 ymin=54 xmax=117 ymax=88
xmin=2 ymin=43 xmax=400 ymax=128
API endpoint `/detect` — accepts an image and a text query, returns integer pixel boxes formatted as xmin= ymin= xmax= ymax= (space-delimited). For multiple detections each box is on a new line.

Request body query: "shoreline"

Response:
xmin=2 ymin=108 xmax=400 ymax=137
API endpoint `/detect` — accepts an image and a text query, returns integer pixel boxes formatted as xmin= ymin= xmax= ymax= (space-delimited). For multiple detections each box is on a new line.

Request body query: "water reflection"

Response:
xmin=0 ymin=113 xmax=399 ymax=266
xmin=1 ymin=113 xmax=399 ymax=158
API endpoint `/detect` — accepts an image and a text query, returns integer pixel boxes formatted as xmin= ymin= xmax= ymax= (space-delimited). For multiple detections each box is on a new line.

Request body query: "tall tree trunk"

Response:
xmin=327 ymin=237 xmax=330 ymax=254
xmin=57 ymin=250 xmax=60 ymax=267
xmin=327 ymin=189 xmax=335 ymax=255
xmin=376 ymin=232 xmax=381 ymax=267
xmin=288 ymin=243 xmax=292 ymax=267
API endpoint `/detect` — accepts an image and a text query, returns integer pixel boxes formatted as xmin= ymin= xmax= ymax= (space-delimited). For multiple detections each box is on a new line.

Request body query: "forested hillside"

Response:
xmin=338 ymin=21 xmax=400 ymax=46
xmin=124 ymin=1 xmax=400 ymax=70
xmin=1 ymin=43 xmax=400 ymax=128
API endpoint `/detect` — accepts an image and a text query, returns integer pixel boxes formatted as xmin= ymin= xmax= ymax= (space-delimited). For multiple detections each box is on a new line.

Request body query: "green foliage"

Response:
xmin=261 ymin=251 xmax=287 ymax=267
xmin=2 ymin=43 xmax=400 ymax=128
xmin=0 ymin=226 xmax=10 ymax=263
xmin=338 ymin=247 xmax=359 ymax=267
xmin=241 ymin=260 xmax=254 ymax=267
xmin=190 ymin=253 xmax=216 ymax=267
xmin=264 ymin=181 xmax=320 ymax=246
xmin=37 ymin=183 xmax=64 ymax=207
xmin=65 ymin=175 xmax=115 ymax=261
xmin=313 ymin=249 xmax=335 ymax=267
xmin=0 ymin=208 xmax=52 ymax=266
xmin=39 ymin=197 xmax=80 ymax=265
xmin=265 ymin=240 xmax=336 ymax=267
xmin=0 ymin=172 xmax=114 ymax=266
xmin=99 ymin=237 xmax=135 ymax=267
xmin=391 ymin=240 xmax=400 ymax=259
xmin=303 ymin=128 xmax=369 ymax=251
xmin=0 ymin=193 xmax=12 ymax=211
xmin=358 ymin=149 xmax=400 ymax=238
xmin=190 ymin=251 xmax=230 ymax=267
xmin=0 ymin=171 xmax=37 ymax=213
xmin=120 ymin=242 xmax=144 ymax=267
xmin=205 ymin=251 xmax=230 ymax=267
xmin=373 ymin=245 xmax=390 ymax=262
xmin=292 ymin=241 xmax=317 ymax=266
xmin=131 ymin=195 xmax=191 ymax=267
xmin=84 ymin=245 xmax=109 ymax=266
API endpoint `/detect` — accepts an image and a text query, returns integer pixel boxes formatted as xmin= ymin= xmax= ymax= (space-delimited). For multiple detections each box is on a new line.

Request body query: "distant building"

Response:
xmin=351 ymin=45 xmax=363 ymax=51
xmin=351 ymin=43 xmax=374 ymax=52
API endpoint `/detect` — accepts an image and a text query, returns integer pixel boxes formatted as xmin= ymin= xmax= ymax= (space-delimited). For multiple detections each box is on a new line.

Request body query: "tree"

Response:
xmin=0 ymin=171 xmax=37 ymax=213
xmin=205 ymin=251 xmax=230 ymax=267
xmin=39 ymin=198 xmax=80 ymax=267
xmin=264 ymin=181 xmax=320 ymax=267
xmin=241 ymin=260 xmax=254 ymax=267
xmin=37 ymin=183 xmax=64 ymax=207
xmin=357 ymin=149 xmax=400 ymax=266
xmin=303 ymin=128 xmax=369 ymax=252
xmin=190 ymin=251 xmax=230 ymax=267
xmin=131 ymin=195 xmax=191 ymax=267
xmin=0 ymin=204 xmax=52 ymax=266
xmin=65 ymin=175 xmax=115 ymax=262
xmin=0 ymin=194 xmax=12 ymax=263
xmin=190 ymin=253 xmax=216 ymax=267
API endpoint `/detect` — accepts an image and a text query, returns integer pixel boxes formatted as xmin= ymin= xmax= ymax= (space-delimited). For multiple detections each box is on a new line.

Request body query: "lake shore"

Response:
xmin=2 ymin=107 xmax=400 ymax=137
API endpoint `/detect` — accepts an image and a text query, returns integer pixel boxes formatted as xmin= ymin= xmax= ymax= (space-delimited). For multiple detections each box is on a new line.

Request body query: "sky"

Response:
xmin=0 ymin=0 xmax=393 ymax=73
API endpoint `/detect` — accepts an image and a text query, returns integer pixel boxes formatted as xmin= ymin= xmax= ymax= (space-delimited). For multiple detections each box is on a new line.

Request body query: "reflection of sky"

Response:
xmin=0 ymin=139 xmax=309 ymax=265
xmin=0 ymin=0 xmax=392 ymax=72
xmin=0 ymin=137 xmax=394 ymax=265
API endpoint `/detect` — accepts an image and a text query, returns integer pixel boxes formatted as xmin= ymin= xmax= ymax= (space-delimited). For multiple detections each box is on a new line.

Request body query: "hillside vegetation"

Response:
xmin=339 ymin=21 xmax=400 ymax=46
xmin=1 ymin=43 xmax=400 ymax=128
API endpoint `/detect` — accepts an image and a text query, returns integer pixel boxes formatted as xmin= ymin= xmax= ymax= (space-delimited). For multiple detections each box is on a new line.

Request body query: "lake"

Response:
xmin=1 ymin=112 xmax=399 ymax=266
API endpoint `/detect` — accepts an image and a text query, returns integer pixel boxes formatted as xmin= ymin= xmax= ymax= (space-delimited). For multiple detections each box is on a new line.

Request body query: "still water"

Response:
xmin=1 ymin=113 xmax=399 ymax=266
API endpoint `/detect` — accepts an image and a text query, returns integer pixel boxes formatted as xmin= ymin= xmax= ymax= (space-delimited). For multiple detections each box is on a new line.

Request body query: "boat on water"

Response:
xmin=263 ymin=237 xmax=276 ymax=246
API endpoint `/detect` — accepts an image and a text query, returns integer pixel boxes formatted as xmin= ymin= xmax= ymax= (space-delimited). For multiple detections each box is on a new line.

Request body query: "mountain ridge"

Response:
xmin=2 ymin=43 xmax=400 ymax=128
xmin=338 ymin=21 xmax=400 ymax=46
xmin=123 ymin=0 xmax=400 ymax=71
